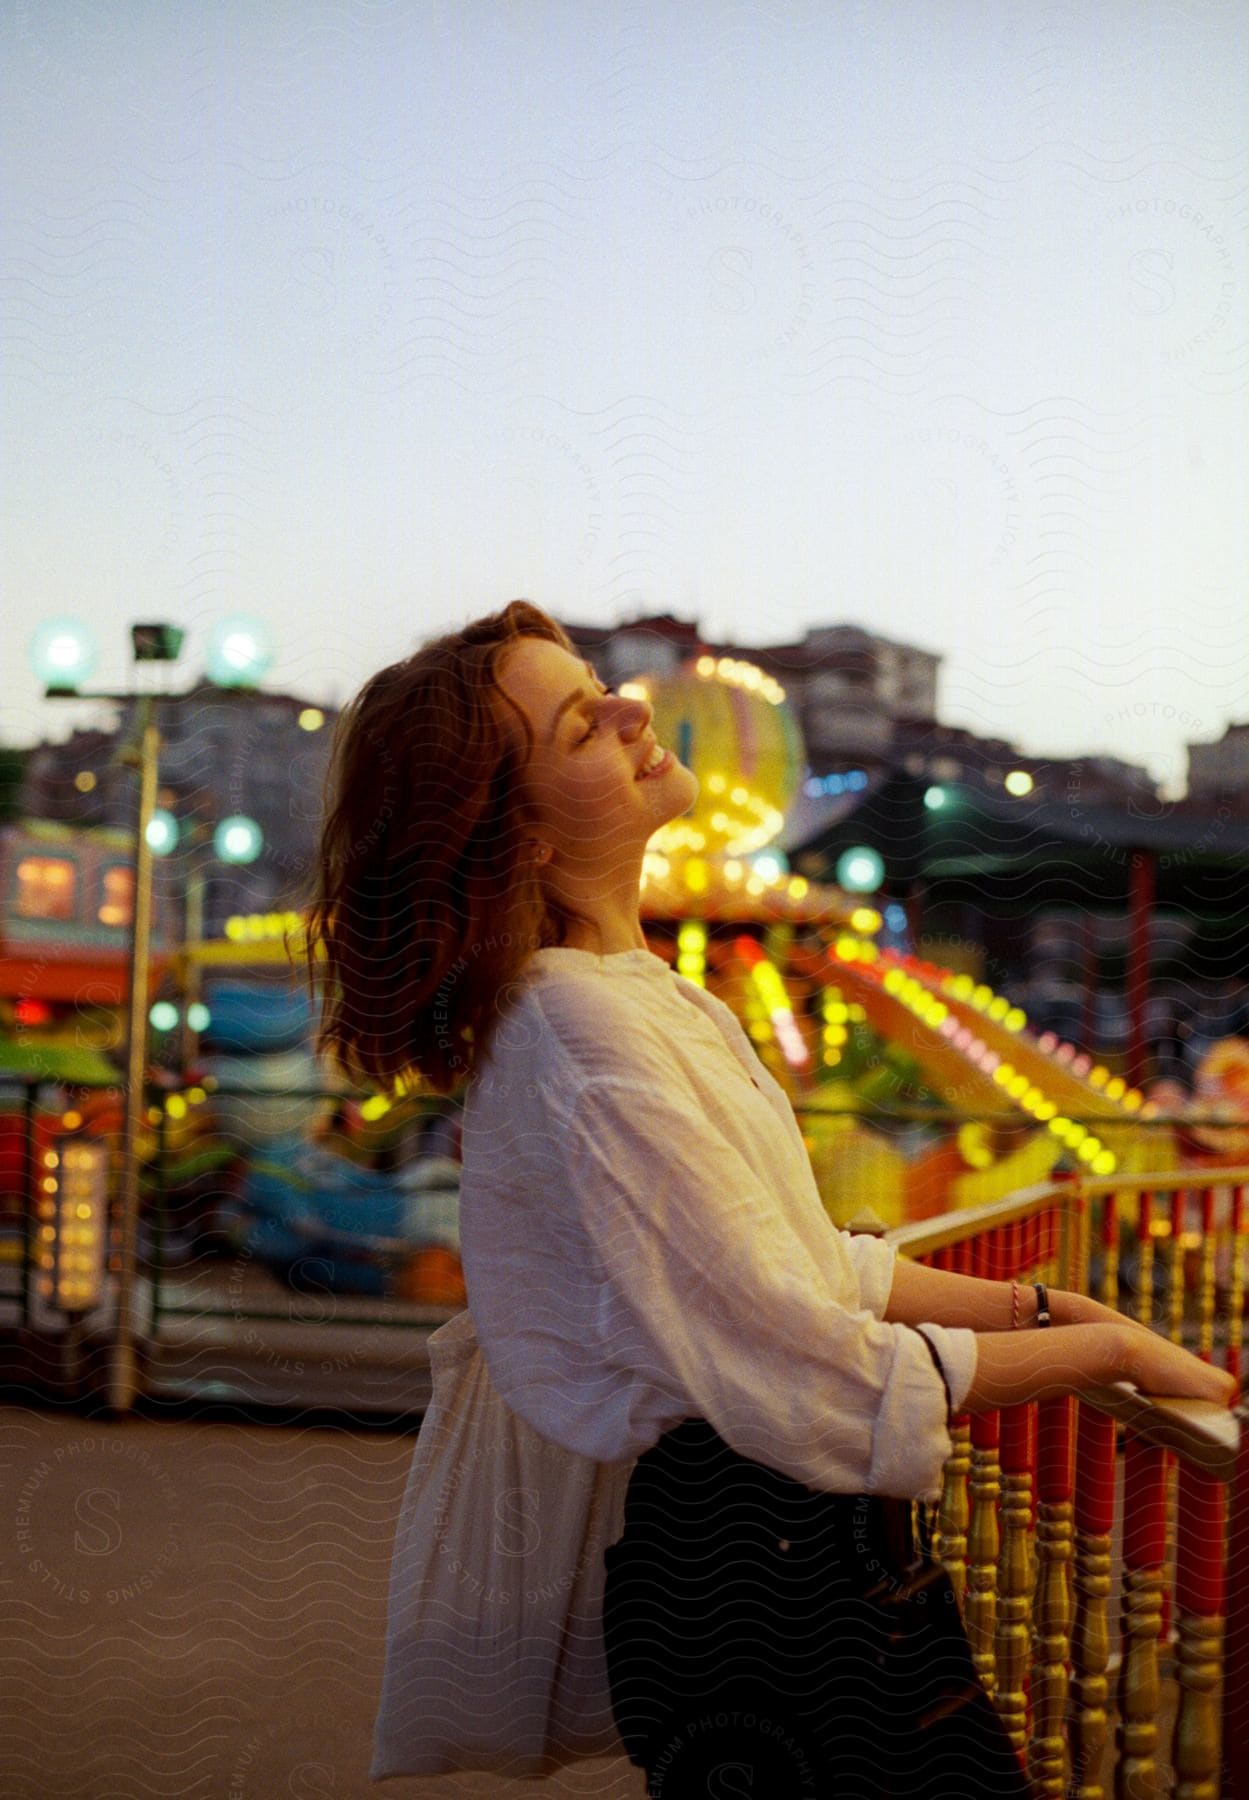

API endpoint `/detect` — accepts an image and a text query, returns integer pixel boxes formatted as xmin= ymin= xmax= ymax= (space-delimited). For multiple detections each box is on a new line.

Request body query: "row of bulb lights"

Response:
xmin=641 ymin=851 xmax=812 ymax=900
xmin=693 ymin=655 xmax=786 ymax=705
xmin=821 ymin=940 xmax=1149 ymax=1178
xmin=34 ymin=1138 xmax=110 ymax=1317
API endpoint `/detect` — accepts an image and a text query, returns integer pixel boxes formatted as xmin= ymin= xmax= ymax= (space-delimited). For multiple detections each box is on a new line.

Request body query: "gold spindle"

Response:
xmin=966 ymin=1409 xmax=1001 ymax=1696
xmin=993 ymin=1403 xmax=1033 ymax=1756
xmin=1116 ymin=1438 xmax=1167 ymax=1800
xmin=1173 ymin=1463 xmax=1227 ymax=1800
xmin=1070 ymin=1404 xmax=1116 ymax=1800
xmin=1029 ymin=1396 xmax=1074 ymax=1798
xmin=937 ymin=1414 xmax=971 ymax=1607
xmin=1174 ymin=1614 xmax=1224 ymax=1799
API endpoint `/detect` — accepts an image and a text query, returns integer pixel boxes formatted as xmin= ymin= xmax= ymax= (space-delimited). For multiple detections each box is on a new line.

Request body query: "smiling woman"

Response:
xmin=299 ymin=599 xmax=698 ymax=1097
xmin=315 ymin=598 xmax=1230 ymax=1798
xmin=490 ymin=632 xmax=699 ymax=956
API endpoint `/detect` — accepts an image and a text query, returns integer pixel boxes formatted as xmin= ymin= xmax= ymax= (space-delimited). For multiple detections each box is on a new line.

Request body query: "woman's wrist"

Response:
xmin=1049 ymin=1288 xmax=1136 ymax=1330
xmin=1008 ymin=1279 xmax=1050 ymax=1327
xmin=1007 ymin=1284 xmax=1113 ymax=1329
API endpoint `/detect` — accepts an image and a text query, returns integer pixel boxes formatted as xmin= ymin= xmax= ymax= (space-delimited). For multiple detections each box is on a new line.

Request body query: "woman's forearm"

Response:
xmin=880 ymin=1250 xmax=1119 ymax=1332
xmin=875 ymin=1245 xmax=1240 ymax=1413
xmin=961 ymin=1322 xmax=1132 ymax=1411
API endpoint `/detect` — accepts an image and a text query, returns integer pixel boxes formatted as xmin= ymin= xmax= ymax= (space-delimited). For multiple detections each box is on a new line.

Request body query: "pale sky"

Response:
xmin=4 ymin=1 xmax=1247 ymax=800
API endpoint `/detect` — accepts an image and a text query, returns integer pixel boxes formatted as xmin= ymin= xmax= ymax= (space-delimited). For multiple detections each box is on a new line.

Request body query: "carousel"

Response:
xmin=624 ymin=653 xmax=1181 ymax=1230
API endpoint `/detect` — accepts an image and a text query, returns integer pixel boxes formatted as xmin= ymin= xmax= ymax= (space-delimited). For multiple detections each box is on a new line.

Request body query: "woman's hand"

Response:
xmin=1119 ymin=1328 xmax=1241 ymax=1409
xmin=1050 ymin=1288 xmax=1239 ymax=1404
xmin=962 ymin=1319 xmax=1241 ymax=1413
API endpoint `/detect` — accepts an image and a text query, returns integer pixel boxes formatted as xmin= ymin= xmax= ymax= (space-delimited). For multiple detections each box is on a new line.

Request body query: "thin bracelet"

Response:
xmin=1033 ymin=1281 xmax=1052 ymax=1328
xmin=1011 ymin=1280 xmax=1022 ymax=1330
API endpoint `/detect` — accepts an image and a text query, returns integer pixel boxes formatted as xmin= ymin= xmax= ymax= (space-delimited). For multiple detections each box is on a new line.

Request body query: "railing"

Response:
xmin=0 ymin=1078 xmax=465 ymax=1342
xmin=882 ymin=1167 xmax=1249 ymax=1799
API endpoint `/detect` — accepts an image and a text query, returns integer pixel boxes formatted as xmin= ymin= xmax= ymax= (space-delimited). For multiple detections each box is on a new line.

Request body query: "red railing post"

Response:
xmin=1198 ymin=1185 xmax=1217 ymax=1364
xmin=1227 ymin=1183 xmax=1246 ymax=1384
xmin=1222 ymin=1406 xmax=1249 ymax=1800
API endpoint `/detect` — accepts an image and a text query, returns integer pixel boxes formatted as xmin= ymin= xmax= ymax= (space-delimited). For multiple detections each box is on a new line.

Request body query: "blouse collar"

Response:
xmin=525 ymin=945 xmax=673 ymax=980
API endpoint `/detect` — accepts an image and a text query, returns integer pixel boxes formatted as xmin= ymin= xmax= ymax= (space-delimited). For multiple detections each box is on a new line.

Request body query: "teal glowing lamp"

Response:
xmin=186 ymin=1002 xmax=211 ymax=1033
xmin=836 ymin=846 xmax=884 ymax=895
xmin=149 ymin=1001 xmax=180 ymax=1032
xmin=146 ymin=810 xmax=180 ymax=856
xmin=206 ymin=616 xmax=274 ymax=688
xmin=29 ymin=618 xmax=98 ymax=694
xmin=924 ymin=785 xmax=948 ymax=810
xmin=214 ymin=815 xmax=263 ymax=865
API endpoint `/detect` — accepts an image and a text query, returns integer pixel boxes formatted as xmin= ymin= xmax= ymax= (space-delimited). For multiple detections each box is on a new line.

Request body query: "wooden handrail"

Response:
xmin=884 ymin=1179 xmax=1072 ymax=1260
xmin=1077 ymin=1383 xmax=1241 ymax=1481
xmin=1068 ymin=1166 xmax=1249 ymax=1198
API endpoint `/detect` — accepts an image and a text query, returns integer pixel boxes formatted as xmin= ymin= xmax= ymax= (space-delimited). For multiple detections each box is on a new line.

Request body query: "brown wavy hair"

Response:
xmin=298 ymin=600 xmax=597 ymax=1096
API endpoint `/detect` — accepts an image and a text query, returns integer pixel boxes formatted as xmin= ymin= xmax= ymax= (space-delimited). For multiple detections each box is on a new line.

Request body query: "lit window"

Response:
xmin=15 ymin=856 xmax=77 ymax=921
xmin=98 ymin=865 xmax=134 ymax=928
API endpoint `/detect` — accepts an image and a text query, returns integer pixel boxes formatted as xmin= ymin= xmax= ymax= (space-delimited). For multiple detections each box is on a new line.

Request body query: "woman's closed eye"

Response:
xmin=577 ymin=686 xmax=617 ymax=744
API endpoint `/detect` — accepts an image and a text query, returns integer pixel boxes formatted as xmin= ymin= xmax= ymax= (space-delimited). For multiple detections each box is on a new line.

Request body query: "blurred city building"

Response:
xmin=19 ymin=686 xmax=331 ymax=936
xmin=1186 ymin=720 xmax=1249 ymax=813
xmin=562 ymin=609 xmax=1163 ymax=806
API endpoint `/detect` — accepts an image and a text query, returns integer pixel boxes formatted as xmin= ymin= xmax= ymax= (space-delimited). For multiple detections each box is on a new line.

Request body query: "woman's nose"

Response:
xmin=612 ymin=689 xmax=651 ymax=737
xmin=626 ymin=691 xmax=652 ymax=731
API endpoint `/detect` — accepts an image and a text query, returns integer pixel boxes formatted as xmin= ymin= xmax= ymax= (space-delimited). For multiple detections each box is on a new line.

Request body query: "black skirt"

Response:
xmin=601 ymin=1419 xmax=1032 ymax=1800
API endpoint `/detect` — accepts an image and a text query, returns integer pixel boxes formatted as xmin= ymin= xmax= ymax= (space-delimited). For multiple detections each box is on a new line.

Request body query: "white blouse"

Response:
xmin=458 ymin=943 xmax=978 ymax=1504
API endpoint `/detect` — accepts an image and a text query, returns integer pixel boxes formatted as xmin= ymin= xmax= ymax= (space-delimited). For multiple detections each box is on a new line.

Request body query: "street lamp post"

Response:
xmin=28 ymin=615 xmax=274 ymax=1415
xmin=112 ymin=699 xmax=161 ymax=1412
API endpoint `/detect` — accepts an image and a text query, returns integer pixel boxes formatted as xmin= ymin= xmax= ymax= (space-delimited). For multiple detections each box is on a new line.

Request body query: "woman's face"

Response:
xmin=494 ymin=636 xmax=699 ymax=879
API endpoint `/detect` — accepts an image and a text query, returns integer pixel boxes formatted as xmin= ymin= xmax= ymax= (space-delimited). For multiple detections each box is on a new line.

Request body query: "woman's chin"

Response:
xmin=659 ymin=763 xmax=699 ymax=816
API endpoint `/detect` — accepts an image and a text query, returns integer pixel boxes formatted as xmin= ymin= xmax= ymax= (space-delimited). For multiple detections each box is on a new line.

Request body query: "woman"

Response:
xmin=305 ymin=600 xmax=1237 ymax=1798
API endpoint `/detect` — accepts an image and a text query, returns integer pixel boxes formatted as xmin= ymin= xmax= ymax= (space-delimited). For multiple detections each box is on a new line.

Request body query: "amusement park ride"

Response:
xmin=3 ymin=656 xmax=1248 ymax=1306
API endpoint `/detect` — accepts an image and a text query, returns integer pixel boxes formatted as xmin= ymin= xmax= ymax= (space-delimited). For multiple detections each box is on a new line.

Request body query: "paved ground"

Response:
xmin=2 ymin=1401 xmax=644 ymax=1799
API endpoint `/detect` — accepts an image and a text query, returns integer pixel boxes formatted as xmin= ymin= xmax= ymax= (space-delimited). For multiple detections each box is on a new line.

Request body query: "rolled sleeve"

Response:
xmin=838 ymin=1229 xmax=898 ymax=1320
xmin=561 ymin=1074 xmax=958 ymax=1503
xmin=915 ymin=1320 xmax=979 ymax=1415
